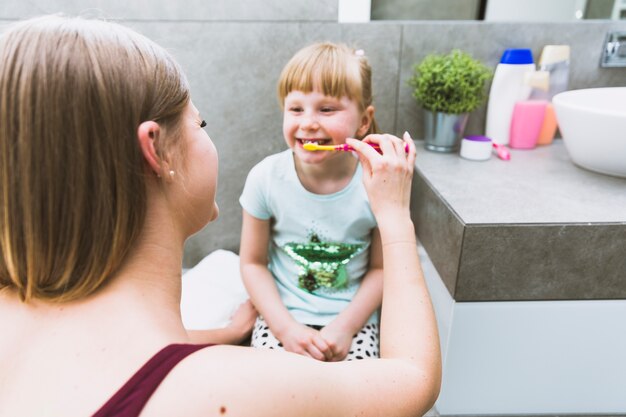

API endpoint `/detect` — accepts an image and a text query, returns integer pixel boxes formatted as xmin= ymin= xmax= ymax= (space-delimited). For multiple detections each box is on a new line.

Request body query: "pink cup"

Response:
xmin=509 ymin=100 xmax=548 ymax=149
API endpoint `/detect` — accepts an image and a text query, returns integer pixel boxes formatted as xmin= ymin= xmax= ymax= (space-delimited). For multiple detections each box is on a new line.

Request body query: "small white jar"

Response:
xmin=460 ymin=135 xmax=492 ymax=161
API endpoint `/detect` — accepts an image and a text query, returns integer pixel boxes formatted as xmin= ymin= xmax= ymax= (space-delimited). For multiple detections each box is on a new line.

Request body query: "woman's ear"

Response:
xmin=137 ymin=121 xmax=165 ymax=176
xmin=356 ymin=105 xmax=375 ymax=138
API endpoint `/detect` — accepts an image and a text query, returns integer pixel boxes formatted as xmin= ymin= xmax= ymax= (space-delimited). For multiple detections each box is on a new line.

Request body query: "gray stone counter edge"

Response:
xmin=410 ymin=168 xmax=626 ymax=301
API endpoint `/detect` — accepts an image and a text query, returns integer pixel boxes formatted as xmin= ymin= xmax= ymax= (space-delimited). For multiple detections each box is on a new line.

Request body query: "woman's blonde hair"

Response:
xmin=277 ymin=42 xmax=379 ymax=137
xmin=0 ymin=15 xmax=190 ymax=302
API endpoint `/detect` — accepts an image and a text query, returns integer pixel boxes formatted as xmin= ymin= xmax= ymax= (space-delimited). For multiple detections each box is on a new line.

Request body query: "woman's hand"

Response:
xmin=346 ymin=132 xmax=416 ymax=221
xmin=226 ymin=300 xmax=258 ymax=341
xmin=186 ymin=300 xmax=258 ymax=345
xmin=276 ymin=321 xmax=332 ymax=361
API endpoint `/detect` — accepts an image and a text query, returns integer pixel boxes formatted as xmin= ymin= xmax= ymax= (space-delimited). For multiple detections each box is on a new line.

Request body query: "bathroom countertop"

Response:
xmin=410 ymin=140 xmax=626 ymax=301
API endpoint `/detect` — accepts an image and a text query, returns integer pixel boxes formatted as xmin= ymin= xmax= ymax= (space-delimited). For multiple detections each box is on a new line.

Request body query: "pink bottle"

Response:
xmin=509 ymin=100 xmax=548 ymax=149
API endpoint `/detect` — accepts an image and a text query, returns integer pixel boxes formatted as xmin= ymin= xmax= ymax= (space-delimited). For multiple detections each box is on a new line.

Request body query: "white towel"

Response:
xmin=180 ymin=250 xmax=249 ymax=330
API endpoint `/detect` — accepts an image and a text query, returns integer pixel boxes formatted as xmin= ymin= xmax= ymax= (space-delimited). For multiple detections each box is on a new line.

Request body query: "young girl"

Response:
xmin=239 ymin=42 xmax=383 ymax=361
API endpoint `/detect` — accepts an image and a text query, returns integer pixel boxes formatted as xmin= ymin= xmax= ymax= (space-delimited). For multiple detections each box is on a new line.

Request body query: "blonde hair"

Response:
xmin=277 ymin=42 xmax=379 ymax=137
xmin=0 ymin=15 xmax=190 ymax=302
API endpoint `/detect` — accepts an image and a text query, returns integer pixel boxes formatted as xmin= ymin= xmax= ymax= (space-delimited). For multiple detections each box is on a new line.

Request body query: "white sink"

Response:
xmin=553 ymin=87 xmax=626 ymax=178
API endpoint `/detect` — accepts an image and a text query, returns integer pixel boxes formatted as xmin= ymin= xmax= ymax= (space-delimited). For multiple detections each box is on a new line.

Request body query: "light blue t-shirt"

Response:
xmin=239 ymin=150 xmax=378 ymax=326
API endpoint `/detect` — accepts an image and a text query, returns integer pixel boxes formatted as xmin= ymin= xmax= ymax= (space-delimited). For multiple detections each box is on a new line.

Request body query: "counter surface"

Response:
xmin=411 ymin=140 xmax=626 ymax=301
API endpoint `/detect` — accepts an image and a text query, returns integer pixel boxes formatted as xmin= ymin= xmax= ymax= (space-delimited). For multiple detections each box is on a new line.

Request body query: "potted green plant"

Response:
xmin=408 ymin=49 xmax=491 ymax=152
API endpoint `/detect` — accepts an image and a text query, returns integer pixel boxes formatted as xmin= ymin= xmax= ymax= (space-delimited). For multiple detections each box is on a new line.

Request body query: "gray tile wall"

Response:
xmin=1 ymin=2 xmax=624 ymax=267
xmin=0 ymin=0 xmax=338 ymax=21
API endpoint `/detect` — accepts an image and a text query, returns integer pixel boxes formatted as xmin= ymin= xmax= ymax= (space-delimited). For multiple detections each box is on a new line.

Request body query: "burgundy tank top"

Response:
xmin=93 ymin=343 xmax=212 ymax=417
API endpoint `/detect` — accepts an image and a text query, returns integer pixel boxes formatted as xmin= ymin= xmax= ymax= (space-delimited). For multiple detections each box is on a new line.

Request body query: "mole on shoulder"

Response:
xmin=220 ymin=405 xmax=227 ymax=414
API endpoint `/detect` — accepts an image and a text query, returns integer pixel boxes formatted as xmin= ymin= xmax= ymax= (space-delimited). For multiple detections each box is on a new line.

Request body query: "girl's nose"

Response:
xmin=300 ymin=112 xmax=319 ymax=130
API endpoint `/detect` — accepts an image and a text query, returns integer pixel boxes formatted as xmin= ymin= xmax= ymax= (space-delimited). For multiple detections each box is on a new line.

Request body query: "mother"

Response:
xmin=0 ymin=15 xmax=440 ymax=417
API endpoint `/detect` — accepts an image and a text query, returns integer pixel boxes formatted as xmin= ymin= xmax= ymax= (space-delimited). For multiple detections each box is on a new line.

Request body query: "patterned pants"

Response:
xmin=251 ymin=316 xmax=379 ymax=361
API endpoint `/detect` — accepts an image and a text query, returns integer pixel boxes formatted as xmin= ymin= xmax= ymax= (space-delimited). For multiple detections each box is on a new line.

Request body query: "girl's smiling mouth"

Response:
xmin=297 ymin=138 xmax=332 ymax=146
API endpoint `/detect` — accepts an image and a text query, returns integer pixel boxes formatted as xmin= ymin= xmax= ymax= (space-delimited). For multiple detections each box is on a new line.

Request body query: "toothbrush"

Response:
xmin=492 ymin=143 xmax=511 ymax=161
xmin=303 ymin=142 xmax=410 ymax=153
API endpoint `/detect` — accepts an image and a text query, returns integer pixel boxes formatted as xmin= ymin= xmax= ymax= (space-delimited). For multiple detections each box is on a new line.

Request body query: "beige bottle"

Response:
xmin=535 ymin=45 xmax=570 ymax=145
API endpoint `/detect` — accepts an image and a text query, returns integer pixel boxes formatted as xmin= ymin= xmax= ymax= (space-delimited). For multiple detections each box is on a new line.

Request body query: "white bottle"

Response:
xmin=485 ymin=49 xmax=536 ymax=145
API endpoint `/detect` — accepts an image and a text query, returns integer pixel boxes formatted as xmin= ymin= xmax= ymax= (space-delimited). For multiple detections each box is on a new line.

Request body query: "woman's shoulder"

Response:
xmin=138 ymin=345 xmax=323 ymax=417
xmin=137 ymin=345 xmax=244 ymax=416
xmin=141 ymin=344 xmax=428 ymax=417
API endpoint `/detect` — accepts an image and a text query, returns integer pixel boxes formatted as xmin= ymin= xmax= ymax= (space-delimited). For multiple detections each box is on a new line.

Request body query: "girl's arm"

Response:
xmin=320 ymin=228 xmax=383 ymax=361
xmin=186 ymin=300 xmax=257 ymax=345
xmin=239 ymin=210 xmax=331 ymax=360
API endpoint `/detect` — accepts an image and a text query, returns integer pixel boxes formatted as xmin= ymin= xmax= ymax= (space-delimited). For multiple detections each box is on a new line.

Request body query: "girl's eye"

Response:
xmin=321 ymin=107 xmax=335 ymax=113
xmin=289 ymin=107 xmax=302 ymax=113
xmin=200 ymin=120 xmax=207 ymax=128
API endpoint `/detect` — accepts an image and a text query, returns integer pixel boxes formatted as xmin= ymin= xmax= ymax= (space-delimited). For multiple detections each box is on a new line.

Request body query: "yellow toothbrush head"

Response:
xmin=302 ymin=143 xmax=337 ymax=151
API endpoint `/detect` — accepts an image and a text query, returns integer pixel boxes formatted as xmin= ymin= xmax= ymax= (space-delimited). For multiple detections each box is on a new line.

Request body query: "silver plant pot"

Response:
xmin=423 ymin=110 xmax=469 ymax=153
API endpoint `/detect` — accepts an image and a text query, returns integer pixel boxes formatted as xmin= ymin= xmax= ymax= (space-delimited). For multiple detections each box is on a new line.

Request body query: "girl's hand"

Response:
xmin=320 ymin=322 xmax=353 ymax=361
xmin=276 ymin=322 xmax=332 ymax=361
xmin=346 ymin=132 xmax=416 ymax=220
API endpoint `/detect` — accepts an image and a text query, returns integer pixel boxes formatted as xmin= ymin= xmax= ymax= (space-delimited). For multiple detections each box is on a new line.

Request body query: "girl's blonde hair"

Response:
xmin=277 ymin=42 xmax=379 ymax=137
xmin=0 ymin=15 xmax=190 ymax=302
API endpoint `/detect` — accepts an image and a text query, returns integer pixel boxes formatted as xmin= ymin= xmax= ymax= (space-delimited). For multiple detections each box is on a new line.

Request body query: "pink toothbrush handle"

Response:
xmin=492 ymin=143 xmax=511 ymax=161
xmin=341 ymin=143 xmax=410 ymax=153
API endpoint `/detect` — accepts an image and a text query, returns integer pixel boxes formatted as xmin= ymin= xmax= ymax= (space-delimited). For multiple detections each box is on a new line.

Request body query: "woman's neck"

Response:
xmin=104 ymin=226 xmax=185 ymax=319
xmin=97 ymin=202 xmax=188 ymax=337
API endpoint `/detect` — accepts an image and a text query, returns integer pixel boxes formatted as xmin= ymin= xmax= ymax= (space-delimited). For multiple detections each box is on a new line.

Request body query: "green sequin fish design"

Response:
xmin=283 ymin=234 xmax=364 ymax=293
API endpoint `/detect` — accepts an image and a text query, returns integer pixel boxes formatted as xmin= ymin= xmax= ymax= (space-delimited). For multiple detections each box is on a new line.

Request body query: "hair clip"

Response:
xmin=354 ymin=49 xmax=365 ymax=56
